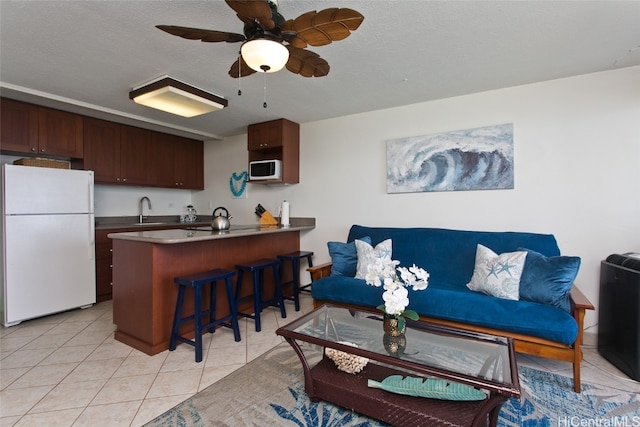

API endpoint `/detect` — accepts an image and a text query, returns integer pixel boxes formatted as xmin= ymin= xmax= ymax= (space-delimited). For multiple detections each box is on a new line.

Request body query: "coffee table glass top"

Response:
xmin=279 ymin=305 xmax=518 ymax=392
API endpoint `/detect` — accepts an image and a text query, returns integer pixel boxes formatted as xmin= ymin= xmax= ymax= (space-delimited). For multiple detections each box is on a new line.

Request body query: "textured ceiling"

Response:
xmin=1 ymin=1 xmax=639 ymax=140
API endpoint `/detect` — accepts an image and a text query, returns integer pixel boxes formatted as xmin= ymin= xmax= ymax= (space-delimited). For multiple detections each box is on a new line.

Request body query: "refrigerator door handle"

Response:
xmin=88 ymin=217 xmax=95 ymax=260
xmin=88 ymin=171 xmax=94 ymax=212
xmin=87 ymin=172 xmax=95 ymax=261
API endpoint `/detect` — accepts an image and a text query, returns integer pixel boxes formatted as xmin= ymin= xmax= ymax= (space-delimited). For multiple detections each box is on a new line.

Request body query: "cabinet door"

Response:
xmin=83 ymin=117 xmax=120 ymax=183
xmin=174 ymin=138 xmax=204 ymax=190
xmin=247 ymin=123 xmax=264 ymax=150
xmin=0 ymin=98 xmax=38 ymax=154
xmin=248 ymin=119 xmax=283 ymax=150
xmin=38 ymin=106 xmax=83 ymax=157
xmin=150 ymin=132 xmax=177 ymax=187
xmin=150 ymin=133 xmax=204 ymax=189
xmin=95 ymin=230 xmax=113 ymax=302
xmin=120 ymin=125 xmax=151 ymax=185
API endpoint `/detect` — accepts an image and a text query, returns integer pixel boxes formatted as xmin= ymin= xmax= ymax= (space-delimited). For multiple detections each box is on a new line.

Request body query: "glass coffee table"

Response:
xmin=276 ymin=305 xmax=520 ymax=427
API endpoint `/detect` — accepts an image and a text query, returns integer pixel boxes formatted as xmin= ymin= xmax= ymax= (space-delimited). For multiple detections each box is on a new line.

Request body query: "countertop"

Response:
xmin=107 ymin=218 xmax=315 ymax=244
xmin=95 ymin=215 xmax=211 ymax=230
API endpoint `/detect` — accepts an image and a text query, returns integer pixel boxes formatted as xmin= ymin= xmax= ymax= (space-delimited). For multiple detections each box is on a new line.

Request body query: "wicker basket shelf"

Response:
xmin=13 ymin=157 xmax=70 ymax=169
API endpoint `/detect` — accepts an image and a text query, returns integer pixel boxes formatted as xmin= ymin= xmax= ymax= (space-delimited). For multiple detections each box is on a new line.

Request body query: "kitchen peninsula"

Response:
xmin=108 ymin=219 xmax=315 ymax=355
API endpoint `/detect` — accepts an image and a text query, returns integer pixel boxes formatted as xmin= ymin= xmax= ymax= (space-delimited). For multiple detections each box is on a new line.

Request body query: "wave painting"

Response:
xmin=386 ymin=123 xmax=514 ymax=193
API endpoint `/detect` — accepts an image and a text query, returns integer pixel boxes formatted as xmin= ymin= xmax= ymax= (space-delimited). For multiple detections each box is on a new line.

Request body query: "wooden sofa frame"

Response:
xmin=308 ymin=262 xmax=595 ymax=393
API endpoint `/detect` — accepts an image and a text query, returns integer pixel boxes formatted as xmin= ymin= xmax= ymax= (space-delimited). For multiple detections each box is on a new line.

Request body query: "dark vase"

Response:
xmin=382 ymin=314 xmax=406 ymax=357
xmin=382 ymin=314 xmax=406 ymax=336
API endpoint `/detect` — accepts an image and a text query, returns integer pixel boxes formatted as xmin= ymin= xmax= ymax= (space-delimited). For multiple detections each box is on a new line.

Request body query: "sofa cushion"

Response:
xmin=312 ymin=276 xmax=578 ymax=345
xmin=313 ymin=275 xmax=384 ymax=306
xmin=518 ymin=248 xmax=580 ymax=313
xmin=328 ymin=236 xmax=372 ymax=277
xmin=410 ymin=284 xmax=578 ymax=345
xmin=355 ymin=238 xmax=392 ymax=279
xmin=347 ymin=225 xmax=560 ymax=291
xmin=466 ymin=244 xmax=527 ymax=300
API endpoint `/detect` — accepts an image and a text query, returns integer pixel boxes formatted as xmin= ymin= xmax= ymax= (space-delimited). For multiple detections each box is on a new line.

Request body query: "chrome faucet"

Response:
xmin=139 ymin=196 xmax=152 ymax=223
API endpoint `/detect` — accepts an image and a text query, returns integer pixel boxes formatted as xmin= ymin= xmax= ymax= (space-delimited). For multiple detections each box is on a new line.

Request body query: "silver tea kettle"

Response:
xmin=211 ymin=207 xmax=232 ymax=231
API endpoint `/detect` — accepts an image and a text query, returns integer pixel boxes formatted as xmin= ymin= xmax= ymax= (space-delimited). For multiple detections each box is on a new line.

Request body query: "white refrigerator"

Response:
xmin=1 ymin=164 xmax=96 ymax=327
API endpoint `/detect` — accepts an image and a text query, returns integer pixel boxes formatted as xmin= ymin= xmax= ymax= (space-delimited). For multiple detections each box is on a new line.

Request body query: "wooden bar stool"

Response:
xmin=278 ymin=251 xmax=314 ymax=311
xmin=170 ymin=268 xmax=241 ymax=362
xmin=235 ymin=258 xmax=286 ymax=332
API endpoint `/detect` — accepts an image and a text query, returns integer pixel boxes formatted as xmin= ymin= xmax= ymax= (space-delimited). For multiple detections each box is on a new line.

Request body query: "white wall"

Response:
xmin=196 ymin=66 xmax=640 ymax=330
xmin=93 ymin=185 xmax=193 ymax=217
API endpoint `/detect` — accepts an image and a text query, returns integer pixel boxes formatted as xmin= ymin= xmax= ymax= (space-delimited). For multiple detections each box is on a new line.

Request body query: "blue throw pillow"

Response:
xmin=518 ymin=248 xmax=580 ymax=312
xmin=328 ymin=236 xmax=371 ymax=277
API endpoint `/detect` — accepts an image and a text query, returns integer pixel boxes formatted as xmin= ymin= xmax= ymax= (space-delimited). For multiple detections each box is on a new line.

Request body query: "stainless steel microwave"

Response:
xmin=249 ymin=159 xmax=282 ymax=180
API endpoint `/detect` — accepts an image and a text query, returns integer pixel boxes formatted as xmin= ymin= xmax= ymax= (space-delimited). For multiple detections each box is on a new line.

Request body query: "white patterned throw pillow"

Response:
xmin=466 ymin=244 xmax=527 ymax=300
xmin=355 ymin=239 xmax=393 ymax=279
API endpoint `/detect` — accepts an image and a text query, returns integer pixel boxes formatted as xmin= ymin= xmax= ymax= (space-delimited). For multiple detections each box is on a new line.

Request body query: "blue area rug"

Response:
xmin=145 ymin=343 xmax=640 ymax=427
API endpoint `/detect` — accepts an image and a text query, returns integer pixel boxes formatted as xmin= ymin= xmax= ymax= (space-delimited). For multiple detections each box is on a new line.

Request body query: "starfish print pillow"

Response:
xmin=355 ymin=239 xmax=393 ymax=279
xmin=466 ymin=244 xmax=527 ymax=300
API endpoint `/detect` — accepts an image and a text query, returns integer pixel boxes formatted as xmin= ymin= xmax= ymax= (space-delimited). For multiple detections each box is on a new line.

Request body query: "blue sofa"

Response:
xmin=310 ymin=225 xmax=594 ymax=392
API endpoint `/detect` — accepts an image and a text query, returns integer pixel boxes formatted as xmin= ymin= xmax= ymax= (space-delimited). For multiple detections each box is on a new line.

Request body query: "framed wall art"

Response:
xmin=386 ymin=123 xmax=514 ymax=194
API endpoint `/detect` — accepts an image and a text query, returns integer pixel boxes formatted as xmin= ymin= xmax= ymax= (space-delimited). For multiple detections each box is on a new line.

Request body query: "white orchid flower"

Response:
xmin=410 ymin=264 xmax=430 ymax=282
xmin=364 ymin=258 xmax=429 ymax=317
xmin=365 ymin=268 xmax=382 ymax=287
xmin=382 ymin=286 xmax=409 ymax=316
xmin=382 ymin=276 xmax=399 ymax=291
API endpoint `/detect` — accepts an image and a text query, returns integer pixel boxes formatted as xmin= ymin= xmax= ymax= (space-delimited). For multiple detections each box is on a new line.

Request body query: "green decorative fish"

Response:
xmin=367 ymin=375 xmax=487 ymax=401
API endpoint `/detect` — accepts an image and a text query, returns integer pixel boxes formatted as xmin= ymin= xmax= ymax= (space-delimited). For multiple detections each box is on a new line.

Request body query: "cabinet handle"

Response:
xmin=31 ymin=147 xmax=37 ymax=152
xmin=122 ymin=178 xmax=127 ymax=182
xmin=116 ymin=178 xmax=120 ymax=182
xmin=110 ymin=265 xmax=113 ymax=268
xmin=40 ymin=148 xmax=46 ymax=152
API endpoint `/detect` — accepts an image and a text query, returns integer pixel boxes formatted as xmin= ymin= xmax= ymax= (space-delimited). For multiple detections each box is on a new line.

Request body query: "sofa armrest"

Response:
xmin=570 ymin=285 xmax=595 ymax=311
xmin=569 ymin=284 xmax=594 ymax=362
xmin=308 ymin=262 xmax=333 ymax=282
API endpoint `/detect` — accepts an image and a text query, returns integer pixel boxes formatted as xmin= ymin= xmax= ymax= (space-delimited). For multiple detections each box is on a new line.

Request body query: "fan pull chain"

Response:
xmin=263 ymin=73 xmax=268 ymax=108
xmin=237 ymin=51 xmax=242 ymax=96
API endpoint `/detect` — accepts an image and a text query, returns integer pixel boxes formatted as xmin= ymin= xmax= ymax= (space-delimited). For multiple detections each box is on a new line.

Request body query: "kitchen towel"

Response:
xmin=281 ymin=200 xmax=290 ymax=227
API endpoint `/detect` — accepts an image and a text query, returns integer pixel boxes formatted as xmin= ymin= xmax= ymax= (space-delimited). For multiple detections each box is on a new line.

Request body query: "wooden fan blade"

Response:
xmin=156 ymin=25 xmax=245 ymax=43
xmin=228 ymin=56 xmax=257 ymax=78
xmin=281 ymin=8 xmax=364 ymax=48
xmin=225 ymin=0 xmax=275 ymax=31
xmin=285 ymin=46 xmax=329 ymax=78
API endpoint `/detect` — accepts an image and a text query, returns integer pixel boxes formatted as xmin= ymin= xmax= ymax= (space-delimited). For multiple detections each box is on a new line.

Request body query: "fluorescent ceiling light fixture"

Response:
xmin=129 ymin=76 xmax=228 ymax=117
xmin=241 ymin=38 xmax=289 ymax=73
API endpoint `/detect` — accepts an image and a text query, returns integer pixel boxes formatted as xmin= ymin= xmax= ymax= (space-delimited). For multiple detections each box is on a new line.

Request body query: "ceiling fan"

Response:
xmin=156 ymin=0 xmax=364 ymax=79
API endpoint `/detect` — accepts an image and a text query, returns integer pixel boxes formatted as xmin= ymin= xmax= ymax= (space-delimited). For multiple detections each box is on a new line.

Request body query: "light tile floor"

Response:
xmin=1 ymin=293 xmax=638 ymax=426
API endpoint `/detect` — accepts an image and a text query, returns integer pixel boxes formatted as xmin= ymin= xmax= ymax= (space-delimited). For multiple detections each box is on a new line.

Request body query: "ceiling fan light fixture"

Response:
xmin=241 ymin=38 xmax=289 ymax=73
xmin=129 ymin=76 xmax=228 ymax=117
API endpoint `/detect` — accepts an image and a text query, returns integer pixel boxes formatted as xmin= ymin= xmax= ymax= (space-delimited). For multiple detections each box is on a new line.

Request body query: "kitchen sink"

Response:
xmin=131 ymin=222 xmax=167 ymax=226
